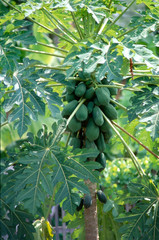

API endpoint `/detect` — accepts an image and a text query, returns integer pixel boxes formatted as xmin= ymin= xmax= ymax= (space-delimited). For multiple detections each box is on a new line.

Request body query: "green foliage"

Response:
xmin=1 ymin=122 xmax=100 ymax=216
xmin=0 ymin=199 xmax=35 ymax=240
xmin=116 ymin=179 xmax=159 ymax=240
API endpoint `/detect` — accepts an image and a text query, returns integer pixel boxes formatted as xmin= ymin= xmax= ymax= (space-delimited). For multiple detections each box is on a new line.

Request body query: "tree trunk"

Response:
xmin=84 ymin=180 xmax=99 ymax=240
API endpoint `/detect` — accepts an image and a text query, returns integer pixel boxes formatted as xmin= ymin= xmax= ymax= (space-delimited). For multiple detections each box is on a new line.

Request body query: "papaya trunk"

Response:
xmin=84 ymin=180 xmax=99 ymax=240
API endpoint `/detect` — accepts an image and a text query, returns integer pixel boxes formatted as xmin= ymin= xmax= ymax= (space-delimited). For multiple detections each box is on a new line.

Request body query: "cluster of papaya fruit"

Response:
xmin=62 ymin=77 xmax=117 ymax=209
xmin=62 ymin=77 xmax=117 ymax=170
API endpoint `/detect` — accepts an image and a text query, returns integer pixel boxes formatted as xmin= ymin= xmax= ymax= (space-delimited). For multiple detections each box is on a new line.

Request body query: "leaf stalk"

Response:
xmin=104 ymin=0 xmax=136 ymax=34
xmin=101 ymin=111 xmax=145 ymax=178
xmin=112 ymin=121 xmax=159 ymax=159
xmin=15 ymin=47 xmax=65 ymax=58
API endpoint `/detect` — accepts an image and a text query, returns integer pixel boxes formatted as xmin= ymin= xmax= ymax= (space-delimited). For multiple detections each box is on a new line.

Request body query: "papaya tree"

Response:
xmin=0 ymin=0 xmax=159 ymax=239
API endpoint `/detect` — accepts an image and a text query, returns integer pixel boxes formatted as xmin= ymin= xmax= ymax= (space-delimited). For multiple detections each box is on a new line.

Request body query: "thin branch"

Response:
xmin=15 ymin=47 xmax=65 ymax=58
xmin=42 ymin=8 xmax=77 ymax=43
xmin=127 ymin=73 xmax=159 ymax=78
xmin=101 ymin=111 xmax=145 ymax=178
xmin=37 ymin=41 xmax=69 ymax=53
xmin=71 ymin=12 xmax=84 ymax=39
xmin=5 ymin=90 xmax=16 ymax=94
xmin=117 ymin=25 xmax=141 ymax=39
xmin=95 ymin=17 xmax=108 ymax=37
xmin=133 ymin=70 xmax=152 ymax=73
xmin=45 ymin=84 xmax=63 ymax=88
xmin=2 ymin=0 xmax=21 ymax=12
xmin=0 ymin=121 xmax=9 ymax=128
xmin=45 ymin=188 xmax=56 ymax=220
xmin=112 ymin=121 xmax=159 ymax=159
xmin=133 ymin=62 xmax=147 ymax=65
xmin=33 ymin=64 xmax=69 ymax=71
xmin=42 ymin=7 xmax=80 ymax=42
xmin=110 ymin=99 xmax=127 ymax=111
xmin=97 ymin=84 xmax=143 ymax=92
xmin=104 ymin=0 xmax=136 ymax=34
xmin=108 ymin=0 xmax=113 ymax=8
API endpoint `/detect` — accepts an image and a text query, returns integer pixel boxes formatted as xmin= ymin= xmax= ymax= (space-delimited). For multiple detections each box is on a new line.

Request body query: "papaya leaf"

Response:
xmin=2 ymin=122 xmax=99 ymax=215
xmin=116 ymin=179 xmax=159 ymax=240
xmin=0 ymin=198 xmax=35 ymax=240
xmin=128 ymin=86 xmax=159 ymax=140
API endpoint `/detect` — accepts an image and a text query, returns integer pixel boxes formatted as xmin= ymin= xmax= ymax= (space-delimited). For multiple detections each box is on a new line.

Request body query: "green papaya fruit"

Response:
xmin=101 ymin=77 xmax=108 ymax=85
xmin=92 ymin=106 xmax=104 ymax=126
xmin=97 ymin=190 xmax=107 ymax=204
xmin=85 ymin=139 xmax=97 ymax=161
xmin=62 ymin=100 xmax=78 ymax=118
xmin=109 ymin=87 xmax=117 ymax=96
xmin=86 ymin=119 xmax=100 ymax=142
xmin=75 ymin=82 xmax=86 ymax=97
xmin=85 ymin=139 xmax=97 ymax=149
xmin=100 ymin=120 xmax=110 ymax=132
xmin=93 ymin=97 xmax=101 ymax=106
xmin=84 ymin=194 xmax=92 ymax=209
xmin=84 ymin=87 xmax=95 ymax=99
xmin=103 ymin=130 xmax=112 ymax=143
xmin=76 ymin=198 xmax=84 ymax=211
xmin=66 ymin=85 xmax=75 ymax=94
xmin=66 ymin=93 xmax=75 ymax=102
xmin=75 ymin=104 xmax=88 ymax=121
xmin=70 ymin=137 xmax=81 ymax=149
xmin=95 ymin=87 xmax=110 ymax=106
xmin=95 ymin=132 xmax=106 ymax=152
xmin=68 ymin=116 xmax=81 ymax=133
xmin=102 ymin=103 xmax=117 ymax=120
xmin=87 ymin=101 xmax=94 ymax=114
xmin=96 ymin=153 xmax=106 ymax=172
